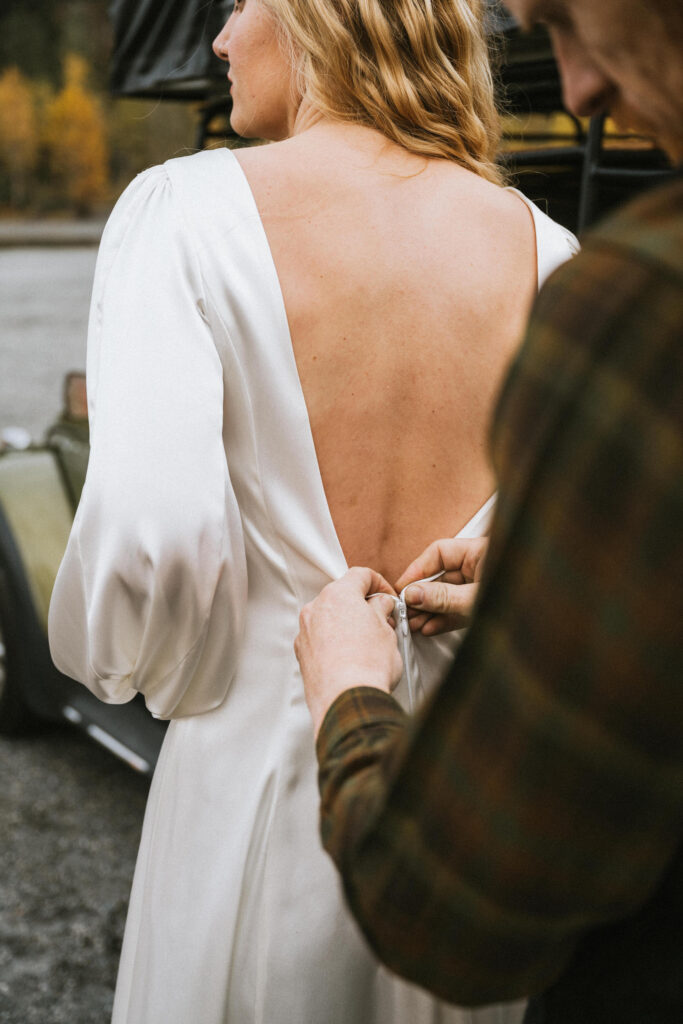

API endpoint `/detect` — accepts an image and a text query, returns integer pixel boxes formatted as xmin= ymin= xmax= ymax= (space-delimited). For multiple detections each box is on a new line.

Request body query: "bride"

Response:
xmin=49 ymin=0 xmax=576 ymax=1021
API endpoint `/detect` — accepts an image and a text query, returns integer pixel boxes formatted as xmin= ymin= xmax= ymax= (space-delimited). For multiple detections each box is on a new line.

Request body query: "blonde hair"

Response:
xmin=261 ymin=0 xmax=503 ymax=183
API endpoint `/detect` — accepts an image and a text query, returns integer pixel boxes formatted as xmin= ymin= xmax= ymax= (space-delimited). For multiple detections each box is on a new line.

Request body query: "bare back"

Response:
xmin=236 ymin=125 xmax=537 ymax=584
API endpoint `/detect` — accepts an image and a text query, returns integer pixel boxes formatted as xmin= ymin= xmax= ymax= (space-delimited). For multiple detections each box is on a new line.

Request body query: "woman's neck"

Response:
xmin=276 ymin=108 xmax=436 ymax=180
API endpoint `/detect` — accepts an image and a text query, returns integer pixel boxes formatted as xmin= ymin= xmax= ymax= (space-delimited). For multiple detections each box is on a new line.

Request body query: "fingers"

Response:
xmin=395 ymin=536 xmax=489 ymax=593
xmin=404 ymin=580 xmax=479 ymax=632
xmin=461 ymin=536 xmax=489 ymax=583
xmin=296 ymin=569 xmax=396 ymax=643
xmin=394 ymin=539 xmax=450 ymax=593
xmin=405 ymin=579 xmax=468 ymax=616
xmin=420 ymin=614 xmax=463 ymax=637
xmin=295 ymin=568 xmax=404 ymax=735
xmin=406 ymin=609 xmax=431 ymax=633
xmin=368 ymin=593 xmax=398 ymax=624
xmin=343 ymin=566 xmax=397 ymax=599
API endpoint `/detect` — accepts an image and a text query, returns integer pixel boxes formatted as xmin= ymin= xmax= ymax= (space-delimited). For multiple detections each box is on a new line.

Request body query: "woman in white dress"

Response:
xmin=48 ymin=1 xmax=577 ymax=1021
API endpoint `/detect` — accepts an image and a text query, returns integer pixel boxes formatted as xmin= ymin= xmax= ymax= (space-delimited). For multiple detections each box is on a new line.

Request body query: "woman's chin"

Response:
xmin=229 ymin=111 xmax=245 ymax=137
xmin=229 ymin=112 xmax=266 ymax=142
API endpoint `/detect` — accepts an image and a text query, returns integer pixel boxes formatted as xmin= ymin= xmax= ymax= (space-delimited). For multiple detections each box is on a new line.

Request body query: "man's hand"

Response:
xmin=395 ymin=536 xmax=489 ymax=636
xmin=295 ymin=568 xmax=404 ymax=737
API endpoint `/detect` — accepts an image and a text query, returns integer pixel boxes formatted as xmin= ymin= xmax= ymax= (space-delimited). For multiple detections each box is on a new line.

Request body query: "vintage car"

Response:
xmin=0 ymin=0 xmax=674 ymax=772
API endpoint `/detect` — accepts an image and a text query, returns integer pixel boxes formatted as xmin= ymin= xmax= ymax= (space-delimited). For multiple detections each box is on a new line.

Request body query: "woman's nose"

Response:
xmin=553 ymin=33 xmax=615 ymax=119
xmin=213 ymin=22 xmax=231 ymax=61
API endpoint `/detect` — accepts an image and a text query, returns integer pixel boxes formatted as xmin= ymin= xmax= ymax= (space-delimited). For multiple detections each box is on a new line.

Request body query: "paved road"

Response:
xmin=1 ymin=247 xmax=96 ymax=439
xmin=0 ymin=221 xmax=105 ymax=249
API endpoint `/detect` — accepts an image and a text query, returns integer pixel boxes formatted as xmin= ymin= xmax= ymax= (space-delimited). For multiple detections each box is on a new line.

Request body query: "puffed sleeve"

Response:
xmin=48 ymin=165 xmax=247 ymax=719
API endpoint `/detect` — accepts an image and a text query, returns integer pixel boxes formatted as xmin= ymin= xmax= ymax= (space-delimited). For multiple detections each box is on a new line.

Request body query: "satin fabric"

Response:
xmin=49 ymin=149 xmax=577 ymax=1024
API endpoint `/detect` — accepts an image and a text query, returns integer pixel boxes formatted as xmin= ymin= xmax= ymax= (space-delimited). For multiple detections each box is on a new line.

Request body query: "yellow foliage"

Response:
xmin=44 ymin=54 xmax=109 ymax=213
xmin=0 ymin=67 xmax=39 ymax=203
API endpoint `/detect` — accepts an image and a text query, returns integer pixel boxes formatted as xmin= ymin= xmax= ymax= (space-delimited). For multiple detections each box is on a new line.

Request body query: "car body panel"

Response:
xmin=0 ymin=414 xmax=167 ymax=770
xmin=0 ymin=449 xmax=73 ymax=630
xmin=0 ymin=457 xmax=168 ymax=770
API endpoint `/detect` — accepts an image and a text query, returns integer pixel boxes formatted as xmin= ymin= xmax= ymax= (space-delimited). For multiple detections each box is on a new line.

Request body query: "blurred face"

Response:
xmin=213 ymin=0 xmax=300 ymax=141
xmin=504 ymin=0 xmax=683 ymax=161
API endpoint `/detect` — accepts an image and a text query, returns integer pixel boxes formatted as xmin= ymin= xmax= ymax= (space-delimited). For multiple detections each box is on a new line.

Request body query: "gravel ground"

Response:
xmin=0 ymin=725 xmax=148 ymax=1023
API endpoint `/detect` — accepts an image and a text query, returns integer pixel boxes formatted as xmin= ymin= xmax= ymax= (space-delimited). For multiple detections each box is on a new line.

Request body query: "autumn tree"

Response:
xmin=0 ymin=67 xmax=39 ymax=207
xmin=44 ymin=54 xmax=109 ymax=215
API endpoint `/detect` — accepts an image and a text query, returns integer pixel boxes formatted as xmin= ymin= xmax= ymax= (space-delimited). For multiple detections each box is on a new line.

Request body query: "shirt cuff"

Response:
xmin=316 ymin=686 xmax=407 ymax=766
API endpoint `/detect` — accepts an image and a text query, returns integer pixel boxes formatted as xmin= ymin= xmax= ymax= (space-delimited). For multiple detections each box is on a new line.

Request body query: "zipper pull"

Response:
xmin=397 ymin=598 xmax=409 ymax=637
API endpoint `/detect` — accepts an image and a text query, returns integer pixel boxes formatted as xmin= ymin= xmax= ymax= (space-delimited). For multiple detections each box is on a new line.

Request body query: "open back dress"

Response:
xmin=49 ymin=148 xmax=578 ymax=1024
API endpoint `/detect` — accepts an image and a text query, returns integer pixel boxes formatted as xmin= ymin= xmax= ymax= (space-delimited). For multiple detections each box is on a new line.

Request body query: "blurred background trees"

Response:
xmin=0 ymin=0 xmax=198 ymax=217
xmin=44 ymin=55 xmax=109 ymax=215
xmin=0 ymin=68 xmax=39 ymax=208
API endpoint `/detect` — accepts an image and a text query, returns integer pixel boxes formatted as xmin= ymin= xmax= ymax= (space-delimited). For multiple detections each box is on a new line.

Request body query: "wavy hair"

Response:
xmin=261 ymin=0 xmax=503 ymax=183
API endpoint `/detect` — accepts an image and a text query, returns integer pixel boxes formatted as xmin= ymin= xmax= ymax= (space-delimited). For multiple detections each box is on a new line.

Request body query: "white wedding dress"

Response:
xmin=49 ymin=148 xmax=578 ymax=1024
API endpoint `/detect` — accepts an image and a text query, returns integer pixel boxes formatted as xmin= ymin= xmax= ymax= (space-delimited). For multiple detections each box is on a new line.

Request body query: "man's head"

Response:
xmin=504 ymin=0 xmax=683 ymax=162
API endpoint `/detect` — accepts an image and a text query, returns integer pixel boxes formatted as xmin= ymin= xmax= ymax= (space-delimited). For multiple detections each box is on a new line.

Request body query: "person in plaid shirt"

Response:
xmin=295 ymin=0 xmax=683 ymax=1020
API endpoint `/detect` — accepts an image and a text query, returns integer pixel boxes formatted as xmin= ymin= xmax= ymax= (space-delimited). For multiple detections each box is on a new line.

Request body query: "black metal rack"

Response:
xmin=577 ymin=115 xmax=676 ymax=230
xmin=498 ymin=26 xmax=676 ymax=232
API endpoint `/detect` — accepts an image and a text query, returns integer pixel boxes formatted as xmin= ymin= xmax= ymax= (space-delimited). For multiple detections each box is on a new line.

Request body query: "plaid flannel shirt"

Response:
xmin=316 ymin=179 xmax=683 ymax=1020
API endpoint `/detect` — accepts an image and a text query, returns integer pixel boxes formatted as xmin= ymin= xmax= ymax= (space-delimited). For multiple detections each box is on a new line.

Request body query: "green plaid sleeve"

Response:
xmin=316 ymin=182 xmax=683 ymax=1007
xmin=317 ymin=687 xmax=408 ymax=860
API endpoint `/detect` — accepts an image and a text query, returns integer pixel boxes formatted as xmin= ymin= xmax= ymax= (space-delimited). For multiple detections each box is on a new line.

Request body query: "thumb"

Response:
xmin=368 ymin=593 xmax=397 ymax=624
xmin=405 ymin=580 xmax=475 ymax=618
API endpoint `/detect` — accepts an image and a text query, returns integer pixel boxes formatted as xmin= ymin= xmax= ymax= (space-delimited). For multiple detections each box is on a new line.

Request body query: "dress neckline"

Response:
xmin=505 ymin=185 xmax=580 ymax=287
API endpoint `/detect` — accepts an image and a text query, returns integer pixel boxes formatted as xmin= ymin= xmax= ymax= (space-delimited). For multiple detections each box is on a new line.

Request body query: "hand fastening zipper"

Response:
xmin=368 ymin=569 xmax=445 ymax=712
